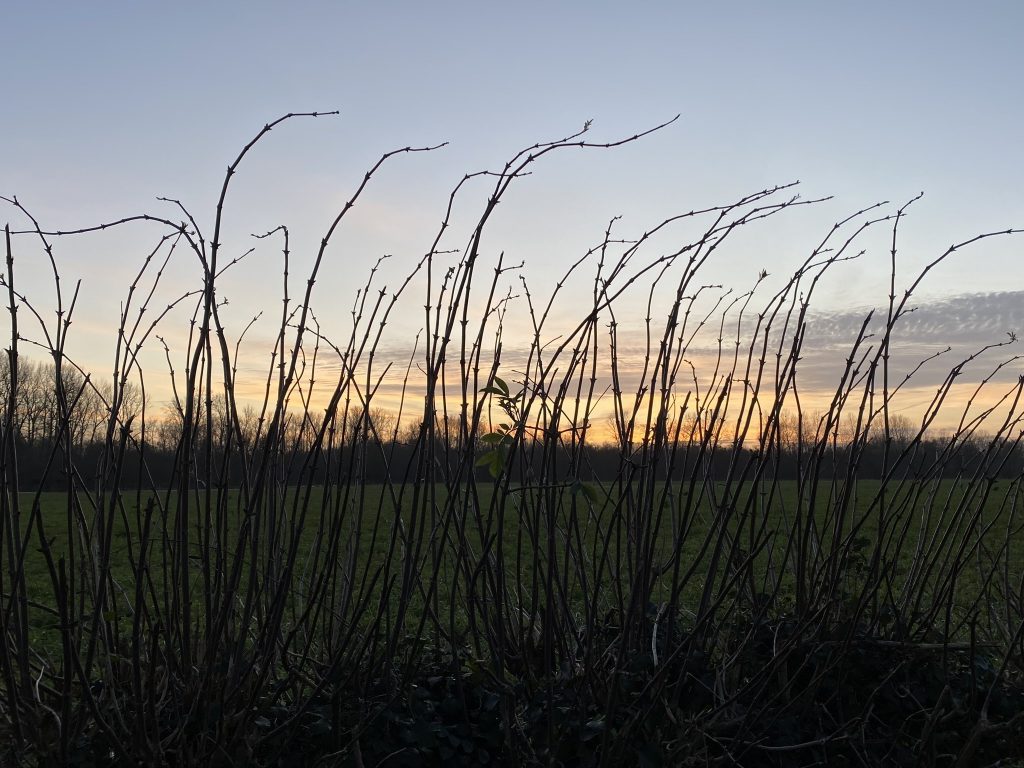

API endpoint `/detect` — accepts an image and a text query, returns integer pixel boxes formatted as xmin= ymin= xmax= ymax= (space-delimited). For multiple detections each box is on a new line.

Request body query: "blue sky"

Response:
xmin=2 ymin=2 xmax=1022 ymax=425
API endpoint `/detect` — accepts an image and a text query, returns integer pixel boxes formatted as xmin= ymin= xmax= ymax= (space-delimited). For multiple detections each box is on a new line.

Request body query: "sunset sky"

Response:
xmin=3 ymin=2 xmax=1023 ymax=436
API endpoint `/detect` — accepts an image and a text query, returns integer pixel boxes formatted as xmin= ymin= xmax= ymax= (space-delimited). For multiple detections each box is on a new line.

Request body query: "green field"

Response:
xmin=11 ymin=476 xmax=1023 ymax=654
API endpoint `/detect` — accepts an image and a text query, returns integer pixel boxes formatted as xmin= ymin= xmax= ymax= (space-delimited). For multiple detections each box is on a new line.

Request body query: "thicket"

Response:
xmin=1 ymin=114 xmax=1023 ymax=766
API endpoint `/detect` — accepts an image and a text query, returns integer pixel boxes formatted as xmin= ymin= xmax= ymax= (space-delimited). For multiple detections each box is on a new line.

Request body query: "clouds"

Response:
xmin=785 ymin=291 xmax=1024 ymax=394
xmin=544 ymin=290 xmax=1024 ymax=418
xmin=806 ymin=291 xmax=1024 ymax=350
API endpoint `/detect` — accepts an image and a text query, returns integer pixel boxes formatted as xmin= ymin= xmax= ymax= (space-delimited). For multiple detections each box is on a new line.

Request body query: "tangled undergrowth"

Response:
xmin=3 ymin=114 xmax=1023 ymax=766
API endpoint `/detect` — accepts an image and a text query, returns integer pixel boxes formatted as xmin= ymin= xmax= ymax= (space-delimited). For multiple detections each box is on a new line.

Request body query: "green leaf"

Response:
xmin=487 ymin=453 xmax=503 ymax=478
xmin=476 ymin=451 xmax=504 ymax=478
xmin=493 ymin=376 xmax=509 ymax=395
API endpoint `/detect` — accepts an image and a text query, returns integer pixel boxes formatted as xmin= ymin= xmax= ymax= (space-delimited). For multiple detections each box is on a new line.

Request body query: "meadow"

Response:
xmin=15 ymin=477 xmax=1024 ymax=646
xmin=2 ymin=114 xmax=1023 ymax=766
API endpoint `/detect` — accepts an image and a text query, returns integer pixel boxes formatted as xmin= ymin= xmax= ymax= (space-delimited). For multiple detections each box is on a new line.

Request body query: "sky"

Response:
xmin=2 ymin=2 xmax=1023 ymax=435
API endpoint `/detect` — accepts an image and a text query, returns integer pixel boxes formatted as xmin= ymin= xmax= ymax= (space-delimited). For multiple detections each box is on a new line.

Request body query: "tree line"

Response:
xmin=4 ymin=358 xmax=1018 ymax=490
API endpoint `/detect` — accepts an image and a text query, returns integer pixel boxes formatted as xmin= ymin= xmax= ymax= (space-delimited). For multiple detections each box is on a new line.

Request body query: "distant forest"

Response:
xmin=5 ymin=358 xmax=1019 ymax=490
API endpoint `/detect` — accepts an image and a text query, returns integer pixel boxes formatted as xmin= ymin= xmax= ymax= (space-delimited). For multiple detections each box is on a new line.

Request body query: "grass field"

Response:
xmin=14 ymin=475 xmax=1023 ymax=655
